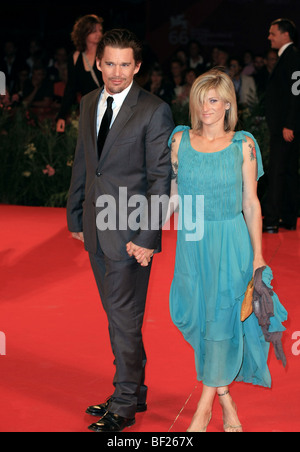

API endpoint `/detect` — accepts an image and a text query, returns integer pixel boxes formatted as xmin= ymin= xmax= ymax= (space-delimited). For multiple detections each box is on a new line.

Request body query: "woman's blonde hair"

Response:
xmin=189 ymin=68 xmax=238 ymax=132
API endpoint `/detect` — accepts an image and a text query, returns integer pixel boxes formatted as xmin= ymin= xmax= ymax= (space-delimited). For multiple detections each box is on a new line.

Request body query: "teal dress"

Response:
xmin=169 ymin=127 xmax=287 ymax=388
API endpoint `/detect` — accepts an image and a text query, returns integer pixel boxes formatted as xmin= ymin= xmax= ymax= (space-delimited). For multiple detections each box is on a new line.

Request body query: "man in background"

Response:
xmin=264 ymin=18 xmax=300 ymax=233
xmin=228 ymin=56 xmax=258 ymax=107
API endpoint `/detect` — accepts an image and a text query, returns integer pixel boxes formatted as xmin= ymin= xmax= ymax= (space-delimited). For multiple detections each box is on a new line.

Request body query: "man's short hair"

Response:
xmin=271 ymin=18 xmax=298 ymax=43
xmin=97 ymin=29 xmax=143 ymax=64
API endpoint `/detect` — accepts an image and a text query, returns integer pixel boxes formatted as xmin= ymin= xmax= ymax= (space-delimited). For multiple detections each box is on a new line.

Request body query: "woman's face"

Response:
xmin=86 ymin=24 xmax=103 ymax=46
xmin=199 ymin=89 xmax=229 ymax=127
xmin=171 ymin=62 xmax=183 ymax=77
xmin=186 ymin=70 xmax=196 ymax=86
xmin=151 ymin=71 xmax=163 ymax=86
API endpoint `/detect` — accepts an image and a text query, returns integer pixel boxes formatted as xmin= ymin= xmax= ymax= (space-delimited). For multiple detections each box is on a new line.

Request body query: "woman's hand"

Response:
xmin=253 ymin=256 xmax=267 ymax=277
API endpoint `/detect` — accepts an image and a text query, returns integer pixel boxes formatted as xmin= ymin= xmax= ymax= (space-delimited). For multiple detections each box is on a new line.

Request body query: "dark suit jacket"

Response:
xmin=67 ymin=81 xmax=174 ymax=261
xmin=265 ymin=45 xmax=300 ymax=134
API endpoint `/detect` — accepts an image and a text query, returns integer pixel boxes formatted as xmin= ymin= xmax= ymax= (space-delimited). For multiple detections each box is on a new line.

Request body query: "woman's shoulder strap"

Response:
xmin=168 ymin=125 xmax=190 ymax=147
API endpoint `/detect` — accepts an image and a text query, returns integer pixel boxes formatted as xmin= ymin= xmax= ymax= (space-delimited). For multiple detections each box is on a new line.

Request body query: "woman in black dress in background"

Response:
xmin=56 ymin=14 xmax=103 ymax=132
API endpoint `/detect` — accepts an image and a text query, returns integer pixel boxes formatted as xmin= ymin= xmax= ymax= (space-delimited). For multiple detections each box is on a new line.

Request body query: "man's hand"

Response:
xmin=56 ymin=119 xmax=66 ymax=133
xmin=71 ymin=232 xmax=84 ymax=243
xmin=126 ymin=242 xmax=154 ymax=267
xmin=283 ymin=128 xmax=294 ymax=143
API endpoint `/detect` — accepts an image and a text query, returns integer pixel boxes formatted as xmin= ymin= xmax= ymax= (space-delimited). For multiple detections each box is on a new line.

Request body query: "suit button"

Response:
xmin=96 ymin=171 xmax=101 ymax=177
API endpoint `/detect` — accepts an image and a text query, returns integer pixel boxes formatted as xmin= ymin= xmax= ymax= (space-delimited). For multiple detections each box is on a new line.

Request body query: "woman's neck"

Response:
xmin=201 ymin=123 xmax=228 ymax=141
xmin=84 ymin=42 xmax=97 ymax=56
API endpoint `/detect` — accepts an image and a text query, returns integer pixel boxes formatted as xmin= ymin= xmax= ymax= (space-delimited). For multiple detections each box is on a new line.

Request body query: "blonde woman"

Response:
xmin=169 ymin=69 xmax=287 ymax=432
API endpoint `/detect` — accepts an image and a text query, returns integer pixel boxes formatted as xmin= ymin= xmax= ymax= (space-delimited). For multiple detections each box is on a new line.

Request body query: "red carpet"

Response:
xmin=0 ymin=205 xmax=299 ymax=432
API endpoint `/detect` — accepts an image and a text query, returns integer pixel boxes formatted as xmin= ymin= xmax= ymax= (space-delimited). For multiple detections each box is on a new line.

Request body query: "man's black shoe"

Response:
xmin=263 ymin=224 xmax=279 ymax=234
xmin=88 ymin=411 xmax=135 ymax=432
xmin=279 ymin=221 xmax=297 ymax=231
xmin=86 ymin=397 xmax=147 ymax=417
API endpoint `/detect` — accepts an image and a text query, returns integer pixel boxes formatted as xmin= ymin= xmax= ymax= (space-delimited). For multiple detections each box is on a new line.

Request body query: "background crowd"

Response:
xmin=0 ymin=31 xmax=278 ymax=120
xmin=0 ymin=16 xmax=297 ymax=218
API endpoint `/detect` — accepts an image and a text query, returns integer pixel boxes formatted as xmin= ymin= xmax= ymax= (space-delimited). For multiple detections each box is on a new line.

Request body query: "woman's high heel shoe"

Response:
xmin=186 ymin=412 xmax=212 ymax=433
xmin=223 ymin=422 xmax=243 ymax=433
xmin=218 ymin=390 xmax=243 ymax=433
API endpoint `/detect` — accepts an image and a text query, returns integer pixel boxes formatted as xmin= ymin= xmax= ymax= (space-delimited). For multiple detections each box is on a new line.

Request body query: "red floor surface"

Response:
xmin=0 ymin=205 xmax=299 ymax=432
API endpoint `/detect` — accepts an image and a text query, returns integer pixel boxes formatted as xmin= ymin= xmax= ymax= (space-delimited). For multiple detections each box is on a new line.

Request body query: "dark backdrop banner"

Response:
xmin=145 ymin=0 xmax=300 ymax=63
xmin=1 ymin=0 xmax=299 ymax=62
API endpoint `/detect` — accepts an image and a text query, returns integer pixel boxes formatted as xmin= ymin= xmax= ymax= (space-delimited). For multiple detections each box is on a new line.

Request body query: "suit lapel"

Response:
xmin=269 ymin=54 xmax=282 ymax=80
xmin=90 ymin=88 xmax=102 ymax=157
xmin=98 ymin=82 xmax=140 ymax=166
xmin=269 ymin=45 xmax=292 ymax=79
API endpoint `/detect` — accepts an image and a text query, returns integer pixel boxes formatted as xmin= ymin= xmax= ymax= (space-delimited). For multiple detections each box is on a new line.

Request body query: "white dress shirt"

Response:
xmin=96 ymin=82 xmax=133 ymax=134
xmin=278 ymin=42 xmax=293 ymax=57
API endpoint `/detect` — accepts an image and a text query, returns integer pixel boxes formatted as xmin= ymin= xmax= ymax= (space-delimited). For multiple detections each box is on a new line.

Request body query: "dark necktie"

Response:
xmin=97 ymin=96 xmax=114 ymax=160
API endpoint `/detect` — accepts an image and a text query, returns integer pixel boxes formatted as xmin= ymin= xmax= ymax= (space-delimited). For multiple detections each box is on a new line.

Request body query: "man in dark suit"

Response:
xmin=264 ymin=18 xmax=300 ymax=233
xmin=0 ymin=40 xmax=24 ymax=95
xmin=67 ymin=29 xmax=174 ymax=432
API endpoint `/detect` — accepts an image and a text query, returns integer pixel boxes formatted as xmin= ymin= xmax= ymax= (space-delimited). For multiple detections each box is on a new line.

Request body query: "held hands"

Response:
xmin=71 ymin=234 xmax=153 ymax=267
xmin=126 ymin=242 xmax=154 ymax=267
